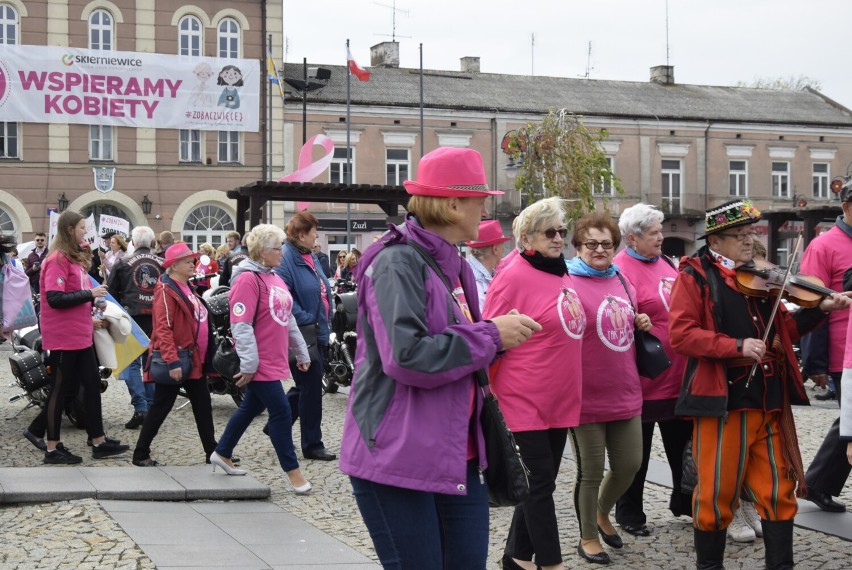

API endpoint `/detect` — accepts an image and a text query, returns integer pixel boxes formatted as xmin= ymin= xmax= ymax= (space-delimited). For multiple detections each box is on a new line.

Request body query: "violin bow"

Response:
xmin=745 ymin=234 xmax=803 ymax=388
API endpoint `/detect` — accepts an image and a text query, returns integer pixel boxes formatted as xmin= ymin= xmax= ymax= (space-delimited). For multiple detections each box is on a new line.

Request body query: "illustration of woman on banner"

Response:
xmin=217 ymin=65 xmax=244 ymax=110
xmin=191 ymin=61 xmax=214 ymax=107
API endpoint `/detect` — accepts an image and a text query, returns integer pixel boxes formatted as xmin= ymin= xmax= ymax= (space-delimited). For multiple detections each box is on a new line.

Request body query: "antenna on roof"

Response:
xmin=374 ymin=1 xmax=411 ymax=41
xmin=531 ymin=33 xmax=535 ymax=76
xmin=582 ymin=41 xmax=595 ymax=79
xmin=284 ymin=36 xmax=289 ymax=63
xmin=665 ymin=0 xmax=670 ymax=66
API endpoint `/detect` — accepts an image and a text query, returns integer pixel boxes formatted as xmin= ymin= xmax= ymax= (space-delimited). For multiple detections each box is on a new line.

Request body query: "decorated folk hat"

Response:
xmin=403 ymin=147 xmax=504 ymax=198
xmin=466 ymin=220 xmax=513 ymax=248
xmin=162 ymin=241 xmax=199 ymax=268
xmin=699 ymin=200 xmax=761 ymax=239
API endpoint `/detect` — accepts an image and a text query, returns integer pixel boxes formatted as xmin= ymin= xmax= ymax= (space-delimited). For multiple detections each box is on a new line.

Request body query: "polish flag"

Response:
xmin=347 ymin=48 xmax=371 ymax=82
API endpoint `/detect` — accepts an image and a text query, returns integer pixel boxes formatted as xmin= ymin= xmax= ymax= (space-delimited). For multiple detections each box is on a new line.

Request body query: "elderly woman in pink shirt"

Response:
xmin=484 ymin=197 xmax=585 ymax=570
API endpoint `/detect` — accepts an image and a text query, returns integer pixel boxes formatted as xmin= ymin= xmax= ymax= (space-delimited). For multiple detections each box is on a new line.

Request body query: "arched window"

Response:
xmin=217 ymin=18 xmax=240 ymax=59
xmin=179 ymin=15 xmax=202 ymax=57
xmin=182 ymin=204 xmax=234 ymax=251
xmin=89 ymin=9 xmax=113 ymax=51
xmin=0 ymin=207 xmax=16 ymax=236
xmin=0 ymin=4 xmax=18 ymax=45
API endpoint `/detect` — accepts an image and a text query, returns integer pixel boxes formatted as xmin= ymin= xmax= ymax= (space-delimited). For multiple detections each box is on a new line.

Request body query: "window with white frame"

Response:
xmin=89 ymin=125 xmax=113 ymax=161
xmin=1 ymin=122 xmax=18 ymax=158
xmin=218 ymin=131 xmax=239 ymax=163
xmin=217 ymin=18 xmax=240 ymax=59
xmin=89 ymin=9 xmax=113 ymax=51
xmin=330 ymin=147 xmax=355 ymax=184
xmin=0 ymin=207 xmax=14 ymax=235
xmin=812 ymin=163 xmax=829 ymax=199
xmin=179 ymin=15 xmax=202 ymax=57
xmin=182 ymin=204 xmax=235 ymax=251
xmin=179 ymin=129 xmax=201 ymax=163
xmin=661 ymin=159 xmax=682 ymax=213
xmin=0 ymin=4 xmax=18 ymax=45
xmin=729 ymin=160 xmax=747 ymax=196
xmin=594 ymin=156 xmax=615 ymax=195
xmin=385 ymin=149 xmax=409 ymax=186
xmin=771 ymin=162 xmax=790 ymax=198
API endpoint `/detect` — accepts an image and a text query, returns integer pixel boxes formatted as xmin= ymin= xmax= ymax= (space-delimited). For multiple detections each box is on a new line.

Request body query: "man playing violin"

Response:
xmin=668 ymin=199 xmax=852 ymax=570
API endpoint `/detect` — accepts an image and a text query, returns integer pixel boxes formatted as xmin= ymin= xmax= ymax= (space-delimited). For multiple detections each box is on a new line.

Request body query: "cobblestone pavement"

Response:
xmin=1 ymin=339 xmax=851 ymax=568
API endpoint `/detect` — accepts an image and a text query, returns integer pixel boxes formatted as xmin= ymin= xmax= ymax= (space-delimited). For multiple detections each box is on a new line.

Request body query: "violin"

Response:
xmin=735 ymin=259 xmax=835 ymax=309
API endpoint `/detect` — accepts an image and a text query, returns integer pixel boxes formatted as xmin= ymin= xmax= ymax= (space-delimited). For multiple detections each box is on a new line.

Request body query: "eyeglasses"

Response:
xmin=267 ymin=246 xmax=283 ymax=252
xmin=583 ymin=240 xmax=615 ymax=250
xmin=717 ymin=231 xmax=757 ymax=242
xmin=542 ymin=228 xmax=568 ymax=239
xmin=337 ymin=255 xmax=346 ymax=259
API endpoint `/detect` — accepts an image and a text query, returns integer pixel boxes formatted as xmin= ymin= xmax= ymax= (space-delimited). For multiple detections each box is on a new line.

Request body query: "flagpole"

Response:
xmin=419 ymin=43 xmax=424 ymax=159
xmin=266 ymin=33 xmax=273 ymax=224
xmin=346 ymin=39 xmax=352 ymax=252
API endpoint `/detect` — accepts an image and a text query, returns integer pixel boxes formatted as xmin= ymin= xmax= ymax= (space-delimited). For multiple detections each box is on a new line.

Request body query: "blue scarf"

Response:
xmin=625 ymin=247 xmax=659 ymax=263
xmin=566 ymin=256 xmax=619 ymax=278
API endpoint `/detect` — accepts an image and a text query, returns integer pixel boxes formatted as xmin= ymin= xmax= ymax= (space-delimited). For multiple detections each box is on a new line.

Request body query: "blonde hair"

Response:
xmin=514 ymin=197 xmax=566 ymax=249
xmin=246 ymin=224 xmax=285 ymax=261
xmin=198 ymin=242 xmax=215 ymax=256
xmin=344 ymin=252 xmax=359 ymax=269
xmin=407 ymin=195 xmax=464 ymax=227
xmin=215 ymin=243 xmax=230 ymax=260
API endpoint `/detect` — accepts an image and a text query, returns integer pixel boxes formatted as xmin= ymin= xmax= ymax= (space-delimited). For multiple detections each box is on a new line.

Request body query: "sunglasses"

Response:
xmin=583 ymin=240 xmax=615 ymax=250
xmin=542 ymin=228 xmax=568 ymax=239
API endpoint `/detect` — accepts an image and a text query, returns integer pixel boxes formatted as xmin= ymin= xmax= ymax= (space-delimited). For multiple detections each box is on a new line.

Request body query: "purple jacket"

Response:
xmin=339 ymin=217 xmax=503 ymax=495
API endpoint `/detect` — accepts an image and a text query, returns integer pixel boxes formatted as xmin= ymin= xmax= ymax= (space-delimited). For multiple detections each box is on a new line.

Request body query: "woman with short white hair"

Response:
xmin=612 ymin=203 xmax=691 ymax=537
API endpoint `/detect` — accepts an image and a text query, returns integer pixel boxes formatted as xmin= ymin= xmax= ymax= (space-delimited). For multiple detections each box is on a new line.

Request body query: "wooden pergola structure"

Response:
xmin=762 ymin=204 xmax=842 ymax=262
xmin=226 ymin=181 xmax=409 ymax=235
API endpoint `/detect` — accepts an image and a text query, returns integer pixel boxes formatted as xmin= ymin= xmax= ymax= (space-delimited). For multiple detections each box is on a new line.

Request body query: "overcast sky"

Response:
xmin=283 ymin=0 xmax=852 ymax=108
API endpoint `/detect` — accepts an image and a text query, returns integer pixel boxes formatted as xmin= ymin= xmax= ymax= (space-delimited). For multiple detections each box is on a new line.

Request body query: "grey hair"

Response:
xmin=513 ymin=197 xmax=566 ymax=250
xmin=131 ymin=226 xmax=155 ymax=249
xmin=246 ymin=224 xmax=285 ymax=261
xmin=618 ymin=203 xmax=665 ymax=237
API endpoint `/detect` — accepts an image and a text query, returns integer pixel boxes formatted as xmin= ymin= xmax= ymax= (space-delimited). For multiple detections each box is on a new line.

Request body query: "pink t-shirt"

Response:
xmin=800 ymin=225 xmax=852 ymax=372
xmin=175 ymin=281 xmax=209 ymax=361
xmin=230 ymin=271 xmax=294 ymax=381
xmin=570 ymin=273 xmax=643 ymax=424
xmin=483 ymin=254 xmax=586 ymax=431
xmin=613 ymin=251 xmax=686 ymax=401
xmin=39 ymin=252 xmax=94 ymax=351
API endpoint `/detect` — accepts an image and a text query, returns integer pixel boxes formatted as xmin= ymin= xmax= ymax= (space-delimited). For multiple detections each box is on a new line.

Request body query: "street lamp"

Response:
xmin=58 ymin=193 xmax=69 ymax=212
xmin=284 ymin=59 xmax=332 ymax=144
xmin=141 ymin=194 xmax=152 ymax=215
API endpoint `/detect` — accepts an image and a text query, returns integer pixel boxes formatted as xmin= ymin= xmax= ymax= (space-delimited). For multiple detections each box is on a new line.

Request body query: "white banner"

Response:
xmin=0 ymin=45 xmax=259 ymax=132
xmin=98 ymin=214 xmax=130 ymax=251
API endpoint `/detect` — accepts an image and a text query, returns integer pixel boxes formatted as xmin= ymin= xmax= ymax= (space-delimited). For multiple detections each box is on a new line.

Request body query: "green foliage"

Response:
xmin=506 ymin=109 xmax=622 ymax=223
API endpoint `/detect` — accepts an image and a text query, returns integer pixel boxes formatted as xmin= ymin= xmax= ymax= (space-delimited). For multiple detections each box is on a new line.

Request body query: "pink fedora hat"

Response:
xmin=403 ymin=147 xmax=504 ymax=198
xmin=466 ymin=220 xmax=512 ymax=248
xmin=162 ymin=241 xmax=199 ymax=268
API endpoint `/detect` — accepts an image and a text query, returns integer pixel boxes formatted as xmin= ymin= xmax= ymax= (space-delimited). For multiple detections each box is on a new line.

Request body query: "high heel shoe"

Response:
xmin=210 ymin=451 xmax=247 ymax=476
xmin=291 ymin=480 xmax=312 ymax=495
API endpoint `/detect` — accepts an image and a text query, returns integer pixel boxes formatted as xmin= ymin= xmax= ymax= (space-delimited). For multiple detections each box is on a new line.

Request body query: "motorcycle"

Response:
xmin=323 ymin=280 xmax=357 ymax=394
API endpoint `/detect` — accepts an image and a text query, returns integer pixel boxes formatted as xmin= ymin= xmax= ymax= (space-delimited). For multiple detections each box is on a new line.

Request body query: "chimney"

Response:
xmin=650 ymin=65 xmax=675 ymax=85
xmin=370 ymin=41 xmax=400 ymax=68
xmin=460 ymin=56 xmax=480 ymax=73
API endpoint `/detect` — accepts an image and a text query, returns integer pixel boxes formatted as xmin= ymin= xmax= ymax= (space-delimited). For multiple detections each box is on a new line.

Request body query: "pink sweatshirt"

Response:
xmin=483 ymin=254 xmax=585 ymax=431
xmin=800 ymin=225 xmax=852 ymax=373
xmin=39 ymin=252 xmax=94 ymax=351
xmin=570 ymin=273 xmax=643 ymax=424
xmin=613 ymin=251 xmax=686 ymax=401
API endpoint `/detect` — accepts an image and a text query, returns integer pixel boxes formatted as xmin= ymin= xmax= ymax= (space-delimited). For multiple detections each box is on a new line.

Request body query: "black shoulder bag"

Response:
xmin=409 ymin=241 xmax=530 ymax=507
xmin=615 ymin=271 xmax=672 ymax=379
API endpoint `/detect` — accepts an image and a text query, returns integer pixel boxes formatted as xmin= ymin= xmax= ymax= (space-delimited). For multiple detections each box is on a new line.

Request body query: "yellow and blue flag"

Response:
xmin=267 ymin=49 xmax=285 ymax=101
xmin=89 ymin=276 xmax=149 ymax=374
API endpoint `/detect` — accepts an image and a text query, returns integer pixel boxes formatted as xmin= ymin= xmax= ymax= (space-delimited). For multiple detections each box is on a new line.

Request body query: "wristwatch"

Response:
xmin=736 ymin=338 xmax=743 ymax=353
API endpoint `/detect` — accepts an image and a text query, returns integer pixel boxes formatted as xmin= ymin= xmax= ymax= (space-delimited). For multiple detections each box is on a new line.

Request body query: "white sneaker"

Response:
xmin=740 ymin=500 xmax=763 ymax=537
xmin=728 ymin=506 xmax=756 ymax=543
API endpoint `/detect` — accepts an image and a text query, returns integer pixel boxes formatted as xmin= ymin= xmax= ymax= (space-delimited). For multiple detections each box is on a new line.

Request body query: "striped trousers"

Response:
xmin=692 ymin=410 xmax=798 ymax=531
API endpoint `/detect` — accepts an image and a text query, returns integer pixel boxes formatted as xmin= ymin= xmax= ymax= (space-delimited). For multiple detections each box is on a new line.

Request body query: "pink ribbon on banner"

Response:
xmin=280 ymin=134 xmax=335 ymax=211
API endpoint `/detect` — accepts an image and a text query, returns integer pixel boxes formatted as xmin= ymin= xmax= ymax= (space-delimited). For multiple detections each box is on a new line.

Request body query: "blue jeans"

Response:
xmin=119 ymin=356 xmax=154 ymax=413
xmin=216 ymin=380 xmax=299 ymax=472
xmin=288 ymin=345 xmax=326 ymax=453
xmin=350 ymin=461 xmax=489 ymax=570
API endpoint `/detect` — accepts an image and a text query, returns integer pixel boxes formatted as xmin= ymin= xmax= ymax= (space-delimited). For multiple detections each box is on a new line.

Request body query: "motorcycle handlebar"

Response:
xmin=189 ymin=273 xmax=217 ymax=283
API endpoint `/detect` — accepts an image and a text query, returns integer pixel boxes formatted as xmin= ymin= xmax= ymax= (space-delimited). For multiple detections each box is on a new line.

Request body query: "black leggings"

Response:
xmin=35 ymin=347 xmax=103 ymax=442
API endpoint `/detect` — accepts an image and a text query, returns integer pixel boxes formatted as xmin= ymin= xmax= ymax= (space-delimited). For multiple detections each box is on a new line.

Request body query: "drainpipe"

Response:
xmin=703 ymin=121 xmax=711 ymax=210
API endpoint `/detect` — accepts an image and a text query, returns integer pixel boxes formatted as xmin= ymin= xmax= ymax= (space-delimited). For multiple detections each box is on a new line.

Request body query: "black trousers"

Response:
xmin=133 ymin=379 xmax=216 ymax=462
xmin=29 ymin=347 xmax=104 ymax=442
xmin=504 ymin=428 xmax=568 ymax=567
xmin=806 ymin=373 xmax=851 ymax=496
xmin=615 ymin=417 xmax=693 ymax=526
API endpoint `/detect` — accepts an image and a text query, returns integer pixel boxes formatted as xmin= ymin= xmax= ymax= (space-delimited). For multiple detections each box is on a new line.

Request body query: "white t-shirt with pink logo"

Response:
xmin=570 ymin=274 xmax=643 ymax=424
xmin=230 ymin=271 xmax=295 ymax=381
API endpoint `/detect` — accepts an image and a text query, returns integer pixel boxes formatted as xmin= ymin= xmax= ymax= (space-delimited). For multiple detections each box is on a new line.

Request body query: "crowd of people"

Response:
xmin=6 ymin=145 xmax=852 ymax=569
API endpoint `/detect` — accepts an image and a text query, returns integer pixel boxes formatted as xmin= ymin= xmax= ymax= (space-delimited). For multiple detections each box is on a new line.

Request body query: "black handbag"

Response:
xmin=476 ymin=370 xmax=531 ymax=507
xmin=212 ymin=337 xmax=241 ymax=379
xmin=149 ymin=348 xmax=193 ymax=385
xmin=289 ymin=323 xmax=321 ymax=366
xmin=616 ymin=272 xmax=672 ymax=379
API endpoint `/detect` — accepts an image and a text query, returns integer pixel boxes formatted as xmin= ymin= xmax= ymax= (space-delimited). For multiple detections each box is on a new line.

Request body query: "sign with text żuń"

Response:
xmin=99 ymin=215 xmax=130 ymax=251
xmin=0 ymin=45 xmax=259 ymax=132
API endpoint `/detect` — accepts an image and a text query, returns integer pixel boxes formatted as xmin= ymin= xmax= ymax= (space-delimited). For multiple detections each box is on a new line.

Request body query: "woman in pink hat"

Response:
xmin=340 ymin=147 xmax=542 ymax=569
xmin=133 ymin=242 xmax=218 ymax=467
xmin=466 ymin=219 xmax=513 ymax=311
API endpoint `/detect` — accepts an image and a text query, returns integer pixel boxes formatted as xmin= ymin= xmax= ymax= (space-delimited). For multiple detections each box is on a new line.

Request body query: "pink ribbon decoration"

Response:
xmin=280 ymin=134 xmax=336 ymax=211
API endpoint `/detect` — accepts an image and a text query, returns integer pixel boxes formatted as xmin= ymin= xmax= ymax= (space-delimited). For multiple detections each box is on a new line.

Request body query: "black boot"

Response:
xmin=694 ymin=528 xmax=726 ymax=569
xmin=761 ymin=520 xmax=794 ymax=570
